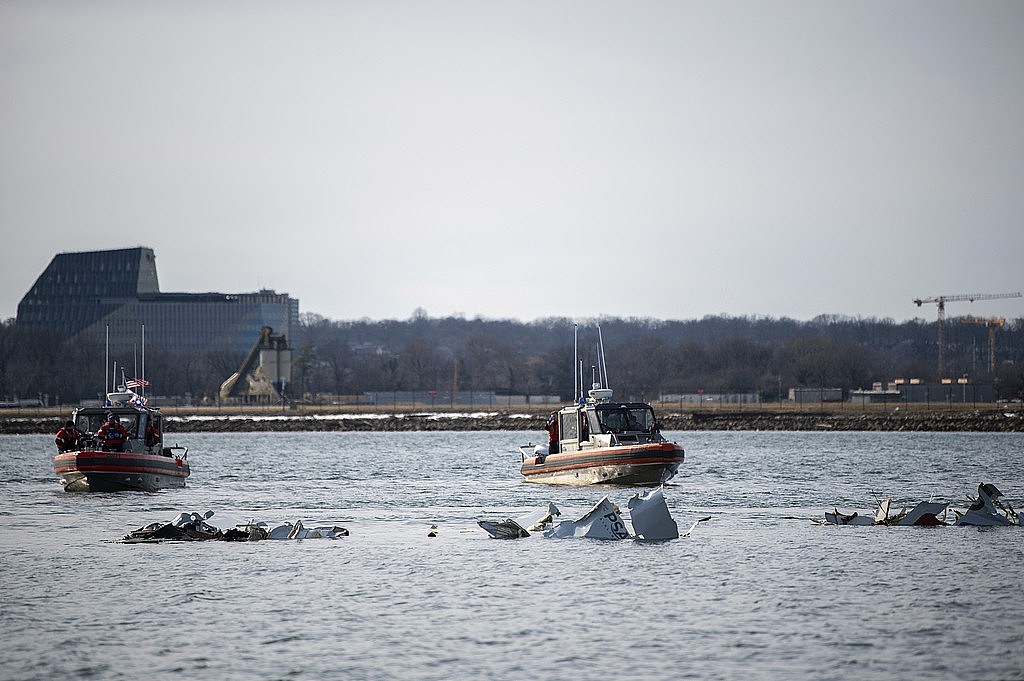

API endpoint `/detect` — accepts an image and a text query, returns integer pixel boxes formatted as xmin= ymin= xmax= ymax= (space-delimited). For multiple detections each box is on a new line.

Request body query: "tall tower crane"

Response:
xmin=958 ymin=315 xmax=1006 ymax=375
xmin=913 ymin=292 xmax=1021 ymax=376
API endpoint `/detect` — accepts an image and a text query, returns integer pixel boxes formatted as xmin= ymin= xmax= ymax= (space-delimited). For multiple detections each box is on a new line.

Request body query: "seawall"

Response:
xmin=3 ymin=407 xmax=1022 ymax=434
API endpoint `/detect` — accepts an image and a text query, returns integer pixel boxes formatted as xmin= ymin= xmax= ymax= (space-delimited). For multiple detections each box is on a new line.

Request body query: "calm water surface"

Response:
xmin=1 ymin=430 xmax=1022 ymax=680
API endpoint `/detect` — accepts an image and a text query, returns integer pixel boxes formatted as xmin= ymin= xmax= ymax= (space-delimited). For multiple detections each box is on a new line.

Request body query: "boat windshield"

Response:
xmin=76 ymin=412 xmax=140 ymax=436
xmin=76 ymin=413 xmax=105 ymax=434
xmin=595 ymin=406 xmax=656 ymax=434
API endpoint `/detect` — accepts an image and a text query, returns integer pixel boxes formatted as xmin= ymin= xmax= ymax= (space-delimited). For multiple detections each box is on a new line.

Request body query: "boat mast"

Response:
xmin=597 ymin=324 xmax=609 ymax=389
xmin=104 ymin=325 xmax=110 ymax=397
xmin=573 ymin=323 xmax=579 ymax=402
xmin=579 ymin=359 xmax=584 ymax=400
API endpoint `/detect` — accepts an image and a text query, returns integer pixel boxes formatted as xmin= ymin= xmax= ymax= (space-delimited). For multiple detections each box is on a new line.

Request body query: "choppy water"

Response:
xmin=1 ymin=430 xmax=1022 ymax=681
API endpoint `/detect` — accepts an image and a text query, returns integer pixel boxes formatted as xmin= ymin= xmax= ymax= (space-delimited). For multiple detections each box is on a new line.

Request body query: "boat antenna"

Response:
xmin=141 ymin=323 xmax=146 ymax=397
xmin=579 ymin=359 xmax=584 ymax=402
xmin=573 ymin=323 xmax=579 ymax=402
xmin=104 ymin=325 xmax=110 ymax=397
xmin=597 ymin=324 xmax=609 ymax=389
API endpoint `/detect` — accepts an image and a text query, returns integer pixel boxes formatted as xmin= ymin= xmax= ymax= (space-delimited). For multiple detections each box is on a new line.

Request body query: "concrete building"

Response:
xmin=16 ymin=247 xmax=299 ymax=354
xmin=789 ymin=387 xmax=843 ymax=404
xmin=851 ymin=380 xmax=995 ymax=404
xmin=849 ymin=382 xmax=902 ymax=405
xmin=659 ymin=393 xmax=761 ymax=405
xmin=361 ymin=391 xmax=560 ymax=407
xmin=897 ymin=380 xmax=993 ymax=404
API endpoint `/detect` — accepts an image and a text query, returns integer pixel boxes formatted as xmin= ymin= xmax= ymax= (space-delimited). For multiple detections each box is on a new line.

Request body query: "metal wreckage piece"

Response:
xmin=477 ymin=487 xmax=708 ymax=541
xmin=954 ymin=483 xmax=1020 ymax=526
xmin=120 ymin=511 xmax=350 ymax=543
xmin=820 ymin=482 xmax=1020 ymax=527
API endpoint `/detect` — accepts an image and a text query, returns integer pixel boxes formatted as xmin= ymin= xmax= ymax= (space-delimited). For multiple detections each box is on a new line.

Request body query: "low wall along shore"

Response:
xmin=3 ymin=404 xmax=1022 ymax=434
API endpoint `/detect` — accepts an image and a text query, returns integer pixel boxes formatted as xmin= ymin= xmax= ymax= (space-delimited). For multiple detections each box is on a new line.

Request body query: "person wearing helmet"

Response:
xmin=55 ymin=420 xmax=81 ymax=452
xmin=97 ymin=412 xmax=128 ymax=452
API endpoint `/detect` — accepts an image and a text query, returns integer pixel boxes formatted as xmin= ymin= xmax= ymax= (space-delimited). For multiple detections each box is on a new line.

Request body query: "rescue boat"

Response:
xmin=53 ymin=391 xmax=190 ymax=493
xmin=519 ymin=326 xmax=684 ymax=486
xmin=519 ymin=389 xmax=684 ymax=486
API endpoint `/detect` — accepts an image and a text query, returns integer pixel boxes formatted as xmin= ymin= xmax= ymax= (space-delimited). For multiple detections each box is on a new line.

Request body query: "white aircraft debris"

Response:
xmin=544 ymin=496 xmax=632 ymax=540
xmin=627 ymin=487 xmax=680 ymax=540
xmin=477 ymin=488 xmax=707 ymax=541
xmin=120 ymin=512 xmax=349 ymax=543
xmin=821 ymin=482 xmax=1019 ymax=528
xmin=953 ymin=483 xmax=1020 ymax=526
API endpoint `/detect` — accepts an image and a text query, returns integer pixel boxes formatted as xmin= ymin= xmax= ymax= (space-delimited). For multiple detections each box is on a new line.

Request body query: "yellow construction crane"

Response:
xmin=913 ymin=292 xmax=1021 ymax=376
xmin=959 ymin=315 xmax=1006 ymax=375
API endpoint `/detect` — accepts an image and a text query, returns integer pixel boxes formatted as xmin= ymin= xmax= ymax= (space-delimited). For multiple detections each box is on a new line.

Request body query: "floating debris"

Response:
xmin=121 ymin=511 xmax=222 ymax=543
xmin=253 ymin=519 xmax=349 ymax=540
xmin=953 ymin=483 xmax=1019 ymax=526
xmin=627 ymin=487 xmax=680 ymax=540
xmin=820 ymin=482 xmax=1019 ymax=527
xmin=120 ymin=511 xmax=349 ymax=543
xmin=477 ymin=488 xmax=704 ymax=541
xmin=475 ymin=502 xmax=561 ymax=539
xmin=544 ymin=497 xmax=631 ymax=540
xmin=681 ymin=515 xmax=712 ymax=538
xmin=824 ymin=499 xmax=949 ymax=527
xmin=476 ymin=519 xmax=530 ymax=539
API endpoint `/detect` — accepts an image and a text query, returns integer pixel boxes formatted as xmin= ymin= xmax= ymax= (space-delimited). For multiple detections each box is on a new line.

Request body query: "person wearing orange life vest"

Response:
xmin=55 ymin=420 xmax=81 ymax=452
xmin=97 ymin=413 xmax=129 ymax=452
xmin=545 ymin=411 xmax=559 ymax=455
xmin=145 ymin=418 xmax=161 ymax=450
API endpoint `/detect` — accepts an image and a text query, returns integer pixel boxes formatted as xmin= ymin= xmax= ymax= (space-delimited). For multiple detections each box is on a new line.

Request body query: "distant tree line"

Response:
xmin=2 ymin=311 xmax=1023 ymax=406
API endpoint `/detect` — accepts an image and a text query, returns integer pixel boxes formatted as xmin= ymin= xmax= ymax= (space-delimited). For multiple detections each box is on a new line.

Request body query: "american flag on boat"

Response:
xmin=127 ymin=389 xmax=148 ymax=406
xmin=125 ymin=377 xmax=150 ymax=389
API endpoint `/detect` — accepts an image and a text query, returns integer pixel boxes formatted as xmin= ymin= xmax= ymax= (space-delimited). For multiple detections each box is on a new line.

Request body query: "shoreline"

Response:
xmin=3 ymin=405 xmax=1022 ymax=434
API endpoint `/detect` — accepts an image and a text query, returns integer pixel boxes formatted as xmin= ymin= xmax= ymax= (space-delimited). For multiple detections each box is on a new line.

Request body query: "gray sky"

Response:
xmin=3 ymin=1 xmax=1023 ymax=324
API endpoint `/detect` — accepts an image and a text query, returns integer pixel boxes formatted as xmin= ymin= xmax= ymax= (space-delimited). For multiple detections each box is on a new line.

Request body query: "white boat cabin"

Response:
xmin=555 ymin=389 xmax=663 ymax=453
xmin=72 ymin=392 xmax=165 ymax=454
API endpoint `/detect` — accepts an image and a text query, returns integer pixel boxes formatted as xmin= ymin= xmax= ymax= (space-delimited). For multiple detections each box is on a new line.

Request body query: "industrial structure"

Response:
xmin=16 ymin=247 xmax=299 ymax=354
xmin=959 ymin=315 xmax=1006 ymax=376
xmin=219 ymin=326 xmax=293 ymax=403
xmin=912 ymin=292 xmax=1021 ymax=376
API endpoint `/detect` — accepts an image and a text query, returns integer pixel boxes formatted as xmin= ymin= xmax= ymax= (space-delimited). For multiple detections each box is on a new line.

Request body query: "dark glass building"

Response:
xmin=17 ymin=247 xmax=299 ymax=354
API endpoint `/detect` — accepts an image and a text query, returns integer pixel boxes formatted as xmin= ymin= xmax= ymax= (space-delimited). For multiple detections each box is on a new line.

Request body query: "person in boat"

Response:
xmin=145 ymin=417 xmax=161 ymax=450
xmin=54 ymin=420 xmax=81 ymax=452
xmin=603 ymin=410 xmax=626 ymax=433
xmin=97 ymin=413 xmax=129 ymax=452
xmin=545 ymin=411 xmax=559 ymax=454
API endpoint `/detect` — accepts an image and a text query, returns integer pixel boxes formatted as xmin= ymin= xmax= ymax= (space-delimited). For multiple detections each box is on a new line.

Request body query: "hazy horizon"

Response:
xmin=3 ymin=2 xmax=1022 ymax=324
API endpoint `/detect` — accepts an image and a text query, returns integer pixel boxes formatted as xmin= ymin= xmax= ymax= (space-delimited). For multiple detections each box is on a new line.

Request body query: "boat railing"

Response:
xmin=162 ymin=445 xmax=188 ymax=460
xmin=75 ymin=435 xmax=134 ymax=453
xmin=608 ymin=431 xmax=662 ymax=446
